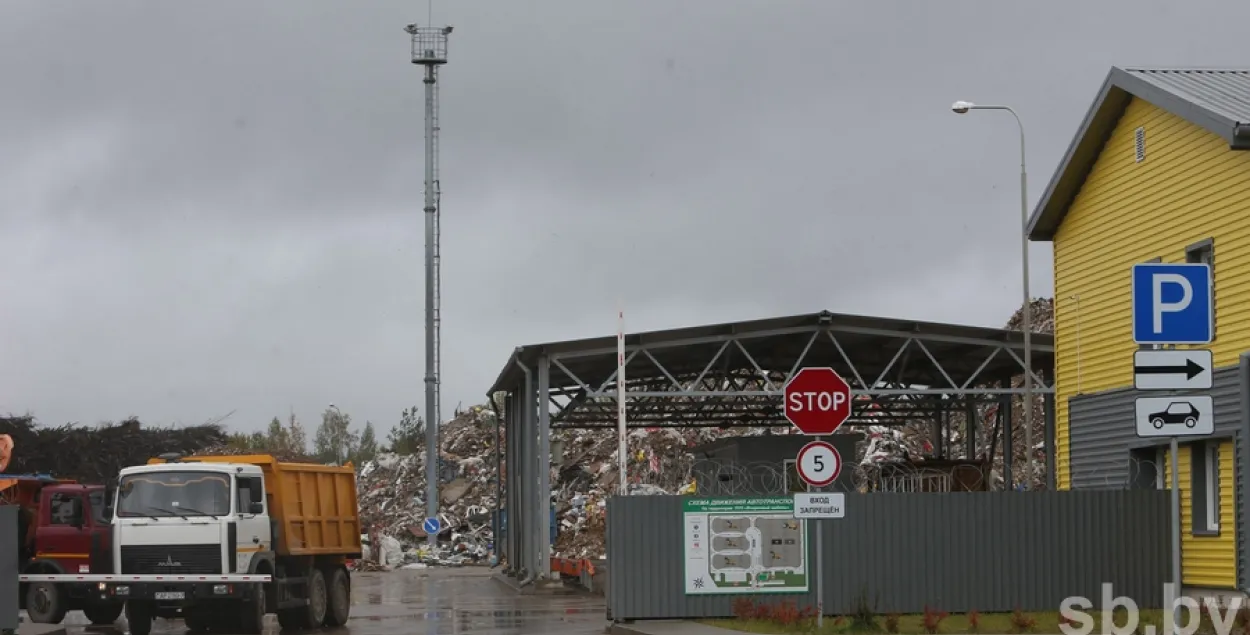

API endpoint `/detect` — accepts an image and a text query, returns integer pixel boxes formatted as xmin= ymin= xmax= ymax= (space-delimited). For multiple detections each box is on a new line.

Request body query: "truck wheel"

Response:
xmin=125 ymin=601 xmax=153 ymax=635
xmin=277 ymin=608 xmax=304 ymax=630
xmin=184 ymin=607 xmax=210 ymax=632
xmin=324 ymin=567 xmax=351 ymax=626
xmin=240 ymin=584 xmax=266 ymax=634
xmin=302 ymin=568 xmax=328 ymax=628
xmin=25 ymin=582 xmax=68 ymax=624
xmin=84 ymin=601 xmax=125 ymax=625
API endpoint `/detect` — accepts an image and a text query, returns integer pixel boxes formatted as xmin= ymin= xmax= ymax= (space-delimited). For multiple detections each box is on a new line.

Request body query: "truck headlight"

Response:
xmin=97 ymin=583 xmax=107 ymax=591
xmin=114 ymin=586 xmax=130 ymax=596
xmin=213 ymin=585 xmax=230 ymax=595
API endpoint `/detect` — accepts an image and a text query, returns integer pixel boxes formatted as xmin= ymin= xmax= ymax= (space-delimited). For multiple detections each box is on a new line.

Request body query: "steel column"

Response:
xmin=1044 ymin=392 xmax=1056 ymax=490
xmin=1001 ymin=389 xmax=1014 ymax=491
xmin=537 ymin=356 xmax=553 ymax=579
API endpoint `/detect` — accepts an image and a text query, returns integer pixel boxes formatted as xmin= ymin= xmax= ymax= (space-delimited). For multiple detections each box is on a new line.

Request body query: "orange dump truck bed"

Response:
xmin=149 ymin=454 xmax=361 ymax=558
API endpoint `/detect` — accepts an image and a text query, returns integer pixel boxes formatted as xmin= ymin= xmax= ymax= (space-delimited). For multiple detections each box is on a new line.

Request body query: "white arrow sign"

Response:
xmin=1133 ymin=349 xmax=1213 ymax=391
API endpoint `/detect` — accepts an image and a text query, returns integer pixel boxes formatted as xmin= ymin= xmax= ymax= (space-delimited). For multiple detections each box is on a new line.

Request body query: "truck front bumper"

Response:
xmin=104 ymin=581 xmax=255 ymax=603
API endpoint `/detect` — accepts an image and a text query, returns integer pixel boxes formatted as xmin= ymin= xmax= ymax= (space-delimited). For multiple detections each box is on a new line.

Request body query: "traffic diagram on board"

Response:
xmin=683 ymin=498 xmax=808 ymax=595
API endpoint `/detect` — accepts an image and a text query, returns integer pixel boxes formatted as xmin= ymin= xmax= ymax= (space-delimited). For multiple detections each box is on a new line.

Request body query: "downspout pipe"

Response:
xmin=516 ymin=360 xmax=536 ymax=588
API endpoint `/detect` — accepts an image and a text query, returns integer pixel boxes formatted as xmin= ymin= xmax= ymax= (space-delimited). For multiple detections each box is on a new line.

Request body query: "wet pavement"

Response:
xmin=46 ymin=568 xmax=607 ymax=635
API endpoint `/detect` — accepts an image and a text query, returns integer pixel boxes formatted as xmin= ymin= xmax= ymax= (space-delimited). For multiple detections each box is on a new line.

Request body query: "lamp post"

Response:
xmin=951 ymin=100 xmax=1034 ymax=490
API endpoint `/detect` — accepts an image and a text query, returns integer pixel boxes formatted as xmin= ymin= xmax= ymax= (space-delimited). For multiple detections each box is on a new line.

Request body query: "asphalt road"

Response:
xmin=48 ymin=568 xmax=606 ymax=635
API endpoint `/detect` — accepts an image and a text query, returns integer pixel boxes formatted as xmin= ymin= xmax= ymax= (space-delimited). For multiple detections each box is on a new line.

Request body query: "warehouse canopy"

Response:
xmin=488 ymin=309 xmax=1054 ymax=428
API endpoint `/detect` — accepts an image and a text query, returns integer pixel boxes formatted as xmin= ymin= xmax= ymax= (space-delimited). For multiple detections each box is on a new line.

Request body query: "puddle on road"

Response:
xmin=52 ymin=569 xmax=606 ymax=635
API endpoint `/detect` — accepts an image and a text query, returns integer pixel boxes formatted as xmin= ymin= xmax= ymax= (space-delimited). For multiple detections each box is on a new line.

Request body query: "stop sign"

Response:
xmin=784 ymin=366 xmax=852 ymax=435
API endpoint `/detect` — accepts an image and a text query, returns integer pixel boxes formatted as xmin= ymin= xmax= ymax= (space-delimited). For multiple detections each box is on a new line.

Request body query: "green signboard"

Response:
xmin=682 ymin=496 xmax=808 ymax=594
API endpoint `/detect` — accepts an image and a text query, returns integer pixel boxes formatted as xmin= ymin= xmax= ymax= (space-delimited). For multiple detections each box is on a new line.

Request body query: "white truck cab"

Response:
xmin=112 ymin=458 xmax=272 ymax=578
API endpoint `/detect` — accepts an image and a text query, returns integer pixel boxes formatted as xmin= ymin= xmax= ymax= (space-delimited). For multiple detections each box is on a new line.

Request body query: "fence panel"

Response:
xmin=1 ymin=506 xmax=17 ymax=631
xmin=607 ymin=491 xmax=1169 ymax=621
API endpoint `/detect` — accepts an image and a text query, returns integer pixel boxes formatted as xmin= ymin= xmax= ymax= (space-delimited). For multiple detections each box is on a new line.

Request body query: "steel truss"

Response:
xmin=489 ymin=311 xmax=1055 ymax=585
xmin=542 ymin=324 xmax=1053 ymax=428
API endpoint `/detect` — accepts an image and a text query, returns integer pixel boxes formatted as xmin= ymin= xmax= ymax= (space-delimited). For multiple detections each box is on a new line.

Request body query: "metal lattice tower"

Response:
xmin=405 ymin=22 xmax=451 ymax=553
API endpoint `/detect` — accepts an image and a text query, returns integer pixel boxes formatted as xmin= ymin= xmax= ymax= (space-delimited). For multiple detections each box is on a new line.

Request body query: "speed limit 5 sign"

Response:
xmin=795 ymin=440 xmax=842 ymax=488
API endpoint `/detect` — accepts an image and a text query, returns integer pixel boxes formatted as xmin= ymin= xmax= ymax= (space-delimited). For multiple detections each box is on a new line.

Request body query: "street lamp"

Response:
xmin=951 ymin=100 xmax=1035 ymax=491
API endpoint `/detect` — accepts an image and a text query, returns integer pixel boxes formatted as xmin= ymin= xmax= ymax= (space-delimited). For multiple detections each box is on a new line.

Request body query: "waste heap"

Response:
xmin=355 ymin=405 xmax=500 ymax=567
xmin=351 ymin=297 xmax=1058 ymax=567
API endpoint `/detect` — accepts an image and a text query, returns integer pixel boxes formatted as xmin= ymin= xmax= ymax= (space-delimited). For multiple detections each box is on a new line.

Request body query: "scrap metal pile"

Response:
xmin=0 ymin=415 xmax=226 ymax=483
xmin=355 ymin=405 xmax=500 ymax=567
xmin=349 ymin=296 xmax=1058 ymax=567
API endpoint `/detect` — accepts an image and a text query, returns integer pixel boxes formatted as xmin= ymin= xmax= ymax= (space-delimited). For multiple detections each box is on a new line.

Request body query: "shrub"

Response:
xmin=922 ymin=606 xmax=949 ymax=634
xmin=770 ymin=600 xmax=802 ymax=626
xmin=731 ymin=597 xmax=756 ymax=620
xmin=1010 ymin=607 xmax=1037 ymax=633
xmin=885 ymin=614 xmax=901 ymax=633
xmin=968 ymin=609 xmax=980 ymax=633
xmin=852 ymin=588 xmax=882 ymax=631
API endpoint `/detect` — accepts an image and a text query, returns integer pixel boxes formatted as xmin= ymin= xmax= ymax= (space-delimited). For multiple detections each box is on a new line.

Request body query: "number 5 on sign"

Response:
xmin=796 ymin=440 xmax=841 ymax=488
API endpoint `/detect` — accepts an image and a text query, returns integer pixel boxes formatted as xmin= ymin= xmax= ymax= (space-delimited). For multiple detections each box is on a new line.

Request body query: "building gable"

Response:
xmin=1028 ymin=67 xmax=1250 ymax=242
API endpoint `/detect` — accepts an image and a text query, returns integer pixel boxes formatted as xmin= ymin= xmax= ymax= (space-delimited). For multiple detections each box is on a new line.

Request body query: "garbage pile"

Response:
xmin=352 ymin=299 xmax=1056 ymax=566
xmin=355 ymin=405 xmax=500 ymax=567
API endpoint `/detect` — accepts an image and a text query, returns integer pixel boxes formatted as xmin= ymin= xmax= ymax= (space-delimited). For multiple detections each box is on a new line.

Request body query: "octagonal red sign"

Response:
xmin=784 ymin=366 xmax=852 ymax=435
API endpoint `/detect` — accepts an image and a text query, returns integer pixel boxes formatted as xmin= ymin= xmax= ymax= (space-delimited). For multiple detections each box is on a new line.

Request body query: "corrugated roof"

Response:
xmin=1026 ymin=67 xmax=1250 ymax=242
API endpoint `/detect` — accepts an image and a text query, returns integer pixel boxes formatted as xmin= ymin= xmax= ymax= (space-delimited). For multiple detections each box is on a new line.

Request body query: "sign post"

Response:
xmin=1131 ymin=261 xmax=1214 ymax=635
xmin=793 ymin=439 xmax=843 ymax=627
xmin=784 ymin=367 xmax=852 ymax=625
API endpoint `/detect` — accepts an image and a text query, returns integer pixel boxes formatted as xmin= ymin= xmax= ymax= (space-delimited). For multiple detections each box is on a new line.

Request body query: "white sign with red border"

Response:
xmin=795 ymin=440 xmax=841 ymax=488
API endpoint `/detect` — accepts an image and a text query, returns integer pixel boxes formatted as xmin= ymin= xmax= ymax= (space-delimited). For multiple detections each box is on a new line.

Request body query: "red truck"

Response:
xmin=3 ymin=474 xmax=126 ymax=625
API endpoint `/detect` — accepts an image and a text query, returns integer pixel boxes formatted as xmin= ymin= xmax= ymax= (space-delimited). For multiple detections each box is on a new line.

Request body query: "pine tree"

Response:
xmin=353 ymin=421 xmax=379 ymax=464
xmin=387 ymin=407 xmax=424 ymax=455
xmin=313 ymin=407 xmax=358 ymax=465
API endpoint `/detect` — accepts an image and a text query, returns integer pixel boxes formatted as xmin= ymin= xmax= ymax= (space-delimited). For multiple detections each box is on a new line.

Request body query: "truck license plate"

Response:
xmin=154 ymin=592 xmax=185 ymax=600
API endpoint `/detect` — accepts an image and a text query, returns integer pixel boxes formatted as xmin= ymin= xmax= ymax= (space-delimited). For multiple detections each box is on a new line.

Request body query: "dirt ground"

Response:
xmin=48 ymin=567 xmax=606 ymax=635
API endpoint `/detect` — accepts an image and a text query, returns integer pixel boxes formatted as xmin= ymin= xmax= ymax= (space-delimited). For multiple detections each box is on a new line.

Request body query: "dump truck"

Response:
xmin=22 ymin=453 xmax=362 ymax=635
xmin=3 ymin=474 xmax=127 ymax=625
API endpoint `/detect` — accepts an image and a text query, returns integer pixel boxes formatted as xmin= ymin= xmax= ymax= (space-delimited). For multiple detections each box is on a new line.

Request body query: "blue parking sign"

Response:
xmin=1131 ymin=263 xmax=1213 ymax=344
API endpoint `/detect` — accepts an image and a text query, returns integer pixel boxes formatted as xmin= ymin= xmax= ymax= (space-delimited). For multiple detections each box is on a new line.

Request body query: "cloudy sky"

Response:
xmin=1 ymin=0 xmax=1245 ymax=437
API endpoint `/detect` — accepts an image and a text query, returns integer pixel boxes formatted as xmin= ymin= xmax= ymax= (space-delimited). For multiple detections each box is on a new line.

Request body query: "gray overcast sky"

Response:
xmin=1 ymin=1 xmax=1244 ymax=436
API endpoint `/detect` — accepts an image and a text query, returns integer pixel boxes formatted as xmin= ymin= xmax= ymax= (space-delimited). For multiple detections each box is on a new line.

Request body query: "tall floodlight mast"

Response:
xmin=405 ymin=22 xmax=451 ymax=555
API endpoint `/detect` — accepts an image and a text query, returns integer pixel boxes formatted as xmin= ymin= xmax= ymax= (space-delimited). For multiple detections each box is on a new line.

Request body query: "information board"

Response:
xmin=682 ymin=497 xmax=808 ymax=595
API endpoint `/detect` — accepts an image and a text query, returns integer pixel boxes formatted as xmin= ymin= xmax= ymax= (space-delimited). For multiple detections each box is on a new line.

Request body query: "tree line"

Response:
xmin=224 ymin=406 xmax=426 ymax=465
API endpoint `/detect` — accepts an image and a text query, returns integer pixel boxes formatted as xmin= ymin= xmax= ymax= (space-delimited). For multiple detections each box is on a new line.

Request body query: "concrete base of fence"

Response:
xmin=490 ymin=572 xmax=582 ymax=595
xmin=17 ymin=624 xmax=67 ymax=635
xmin=607 ymin=621 xmax=744 ymax=635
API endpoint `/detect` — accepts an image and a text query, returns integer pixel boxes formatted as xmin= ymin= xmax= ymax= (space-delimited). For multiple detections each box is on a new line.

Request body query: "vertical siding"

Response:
xmin=606 ymin=492 xmax=1169 ymax=621
xmin=1069 ymin=365 xmax=1242 ymax=589
xmin=1161 ymin=439 xmax=1237 ymax=587
xmin=1051 ymin=97 xmax=1250 ymax=491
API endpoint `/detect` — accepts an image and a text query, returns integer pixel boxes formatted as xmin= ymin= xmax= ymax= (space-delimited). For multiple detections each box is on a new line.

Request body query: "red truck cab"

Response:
xmin=6 ymin=476 xmax=125 ymax=625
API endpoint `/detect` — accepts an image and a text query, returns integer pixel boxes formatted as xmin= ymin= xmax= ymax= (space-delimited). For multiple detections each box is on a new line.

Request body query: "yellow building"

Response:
xmin=1028 ymin=66 xmax=1250 ymax=595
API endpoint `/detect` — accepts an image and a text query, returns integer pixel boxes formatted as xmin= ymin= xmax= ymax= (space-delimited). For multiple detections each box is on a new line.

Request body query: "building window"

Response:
xmin=1186 ymin=239 xmax=1215 ymax=340
xmin=1186 ymin=238 xmax=1214 ymax=268
xmin=48 ymin=493 xmax=80 ymax=526
xmin=1191 ymin=441 xmax=1221 ymax=535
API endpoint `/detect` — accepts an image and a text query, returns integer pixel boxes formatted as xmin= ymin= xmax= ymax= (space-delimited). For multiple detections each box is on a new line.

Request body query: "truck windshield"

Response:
xmin=116 ymin=471 xmax=231 ymax=518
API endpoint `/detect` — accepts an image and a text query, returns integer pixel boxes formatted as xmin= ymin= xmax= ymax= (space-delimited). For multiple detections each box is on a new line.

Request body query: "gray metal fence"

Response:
xmin=606 ymin=491 xmax=1169 ymax=621
xmin=2 ymin=505 xmax=17 ymax=631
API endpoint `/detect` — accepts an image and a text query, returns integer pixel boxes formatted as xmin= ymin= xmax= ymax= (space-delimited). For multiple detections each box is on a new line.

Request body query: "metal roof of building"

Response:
xmin=1027 ymin=66 xmax=1250 ymax=241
